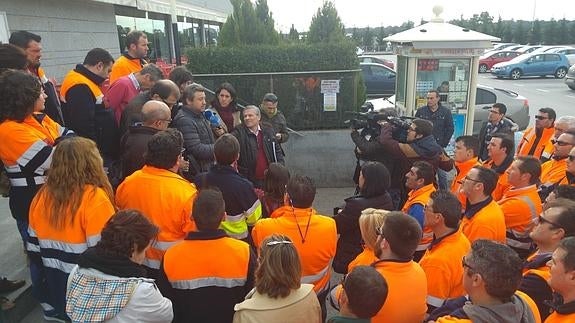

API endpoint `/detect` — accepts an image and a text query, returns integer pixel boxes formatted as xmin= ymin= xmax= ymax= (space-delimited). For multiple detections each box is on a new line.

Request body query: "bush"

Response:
xmin=186 ymin=42 xmax=366 ymax=130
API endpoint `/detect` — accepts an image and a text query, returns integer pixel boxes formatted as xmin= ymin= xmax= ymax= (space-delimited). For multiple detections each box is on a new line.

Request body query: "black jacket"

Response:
xmin=120 ymin=125 xmax=159 ymax=179
xmin=171 ymin=107 xmax=215 ymax=179
xmin=478 ymin=118 xmax=515 ymax=161
xmin=118 ymin=91 xmax=150 ymax=138
xmin=231 ymin=124 xmax=285 ymax=184
xmin=332 ymin=193 xmax=393 ymax=274
xmin=62 ymin=64 xmax=119 ymax=159
xmin=415 ymin=104 xmax=454 ymax=148
xmin=260 ymin=110 xmax=289 ymax=144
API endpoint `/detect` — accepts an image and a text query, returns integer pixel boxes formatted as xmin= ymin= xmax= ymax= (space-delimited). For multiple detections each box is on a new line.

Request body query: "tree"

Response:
xmin=288 ymin=24 xmax=299 ymax=42
xmin=375 ymin=27 xmax=387 ymax=51
xmin=307 ymin=1 xmax=346 ymax=43
xmin=362 ymin=27 xmax=374 ymax=50
xmin=219 ymin=0 xmax=279 ymax=46
xmin=351 ymin=27 xmax=362 ymax=46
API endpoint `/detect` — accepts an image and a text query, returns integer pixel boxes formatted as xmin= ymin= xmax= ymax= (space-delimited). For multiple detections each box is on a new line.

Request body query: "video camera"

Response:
xmin=345 ymin=102 xmax=413 ymax=142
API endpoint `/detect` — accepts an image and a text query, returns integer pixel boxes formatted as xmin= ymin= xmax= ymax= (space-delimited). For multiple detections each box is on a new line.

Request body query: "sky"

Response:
xmin=266 ymin=0 xmax=575 ymax=33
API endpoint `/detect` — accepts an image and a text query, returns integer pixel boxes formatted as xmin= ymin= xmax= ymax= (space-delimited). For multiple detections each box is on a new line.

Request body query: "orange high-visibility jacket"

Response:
xmin=541 ymin=158 xmax=567 ymax=186
xmin=498 ymin=185 xmax=542 ymax=251
xmin=517 ymin=126 xmax=555 ymax=159
xmin=461 ymin=199 xmax=506 ymax=243
xmin=402 ymin=183 xmax=436 ymax=251
xmin=109 ymin=55 xmax=145 ymax=84
xmin=252 ymin=206 xmax=337 ymax=294
xmin=371 ymin=259 xmax=427 ymax=323
xmin=116 ymin=165 xmax=197 ymax=269
xmin=419 ymin=230 xmax=471 ymax=309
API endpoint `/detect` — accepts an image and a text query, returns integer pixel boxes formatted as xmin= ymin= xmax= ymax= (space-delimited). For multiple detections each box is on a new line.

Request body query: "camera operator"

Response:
xmin=350 ymin=108 xmax=402 ymax=206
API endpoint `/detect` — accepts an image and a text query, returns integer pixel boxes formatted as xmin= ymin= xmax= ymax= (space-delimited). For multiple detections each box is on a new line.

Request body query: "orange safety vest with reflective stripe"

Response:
xmin=482 ymin=158 xmax=512 ymax=201
xmin=402 ymin=183 xmax=435 ymax=251
xmin=461 ymin=199 xmax=506 ymax=243
xmin=116 ymin=165 xmax=197 ymax=269
xmin=252 ymin=206 xmax=337 ymax=294
xmin=109 ymin=55 xmax=144 ymax=84
xmin=0 ymin=114 xmax=70 ymax=187
xmin=60 ymin=70 xmax=104 ymax=105
xmin=371 ymin=259 xmax=427 ymax=323
xmin=517 ymin=126 xmax=555 ymax=159
xmin=541 ymin=158 xmax=568 ymax=186
xmin=27 ymin=185 xmax=115 ymax=272
xmin=347 ymin=248 xmax=377 ymax=273
xmin=451 ymin=158 xmax=480 ymax=207
xmin=498 ymin=185 xmax=542 ymax=251
xmin=419 ymin=230 xmax=471 ymax=309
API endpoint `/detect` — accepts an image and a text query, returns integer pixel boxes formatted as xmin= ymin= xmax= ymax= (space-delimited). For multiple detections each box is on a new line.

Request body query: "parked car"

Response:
xmin=565 ymin=65 xmax=575 ymax=90
xmin=490 ymin=52 xmax=570 ymax=79
xmin=515 ymin=45 xmax=543 ymax=54
xmin=358 ymin=55 xmax=395 ymax=69
xmin=551 ymin=48 xmax=575 ymax=65
xmin=484 ymin=43 xmax=518 ymax=54
xmin=531 ymin=45 xmax=571 ymax=54
xmin=479 ymin=50 xmax=521 ymax=73
xmin=360 ymin=62 xmax=396 ymax=98
xmin=367 ymin=84 xmax=529 ymax=135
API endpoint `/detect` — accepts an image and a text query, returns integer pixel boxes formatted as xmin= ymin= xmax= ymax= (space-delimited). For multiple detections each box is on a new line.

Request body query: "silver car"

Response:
xmin=565 ymin=65 xmax=575 ymax=90
xmin=367 ymin=84 xmax=529 ymax=135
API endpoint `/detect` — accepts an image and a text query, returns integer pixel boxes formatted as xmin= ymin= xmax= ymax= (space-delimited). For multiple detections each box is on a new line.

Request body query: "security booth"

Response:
xmin=384 ymin=7 xmax=499 ymax=143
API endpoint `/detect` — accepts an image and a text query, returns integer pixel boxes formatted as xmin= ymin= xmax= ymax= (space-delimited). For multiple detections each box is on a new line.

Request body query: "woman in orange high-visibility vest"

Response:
xmin=28 ymin=137 xmax=115 ymax=320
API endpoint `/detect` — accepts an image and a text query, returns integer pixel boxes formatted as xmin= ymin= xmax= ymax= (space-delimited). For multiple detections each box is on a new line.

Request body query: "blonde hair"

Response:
xmin=359 ymin=208 xmax=389 ymax=250
xmin=36 ymin=137 xmax=114 ymax=229
xmin=256 ymin=234 xmax=301 ymax=298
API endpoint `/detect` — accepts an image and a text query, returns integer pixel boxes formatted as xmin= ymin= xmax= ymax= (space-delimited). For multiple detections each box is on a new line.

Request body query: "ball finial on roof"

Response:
xmin=431 ymin=5 xmax=444 ymax=23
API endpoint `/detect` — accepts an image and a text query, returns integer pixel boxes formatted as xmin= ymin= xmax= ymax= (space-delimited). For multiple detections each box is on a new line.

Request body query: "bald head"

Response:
xmin=150 ymin=79 xmax=180 ymax=104
xmin=142 ymin=101 xmax=171 ymax=129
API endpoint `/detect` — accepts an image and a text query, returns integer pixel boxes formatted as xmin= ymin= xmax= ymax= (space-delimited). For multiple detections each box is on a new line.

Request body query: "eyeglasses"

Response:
xmin=463 ymin=176 xmax=481 ymax=183
xmin=160 ymin=118 xmax=172 ymax=123
xmin=462 ymin=256 xmax=474 ymax=270
xmin=407 ymin=127 xmax=417 ymax=133
xmin=180 ymin=148 xmax=186 ymax=154
xmin=569 ymin=155 xmax=575 ymax=162
xmin=535 ymin=115 xmax=549 ymax=120
xmin=266 ymin=240 xmax=293 ymax=246
xmin=551 ymin=139 xmax=574 ymax=146
xmin=537 ymin=215 xmax=563 ymax=229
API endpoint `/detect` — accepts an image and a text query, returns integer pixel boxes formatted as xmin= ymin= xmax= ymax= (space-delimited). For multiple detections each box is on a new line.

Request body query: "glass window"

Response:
xmin=395 ymin=55 xmax=408 ymax=109
xmin=415 ymin=58 xmax=471 ymax=110
xmin=475 ymin=88 xmax=496 ymax=105
xmin=115 ymin=12 xmax=171 ymax=63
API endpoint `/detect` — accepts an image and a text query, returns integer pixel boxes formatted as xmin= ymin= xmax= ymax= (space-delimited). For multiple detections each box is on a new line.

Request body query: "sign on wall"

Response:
xmin=0 ymin=12 xmax=9 ymax=44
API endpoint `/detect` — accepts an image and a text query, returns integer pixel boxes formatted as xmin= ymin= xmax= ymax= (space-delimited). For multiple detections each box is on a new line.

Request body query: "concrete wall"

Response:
xmin=283 ymin=130 xmax=357 ymax=188
xmin=3 ymin=0 xmax=121 ymax=81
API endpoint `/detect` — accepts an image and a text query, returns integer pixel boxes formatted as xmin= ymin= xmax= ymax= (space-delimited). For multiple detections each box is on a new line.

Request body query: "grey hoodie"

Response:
xmin=463 ymin=294 xmax=536 ymax=323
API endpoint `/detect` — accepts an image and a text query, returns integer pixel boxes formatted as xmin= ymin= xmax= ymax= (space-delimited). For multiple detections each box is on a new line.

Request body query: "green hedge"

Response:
xmin=186 ymin=43 xmax=366 ymax=130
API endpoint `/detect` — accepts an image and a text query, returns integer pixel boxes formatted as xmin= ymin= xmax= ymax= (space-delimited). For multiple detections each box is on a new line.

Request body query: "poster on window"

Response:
xmin=323 ymin=93 xmax=337 ymax=112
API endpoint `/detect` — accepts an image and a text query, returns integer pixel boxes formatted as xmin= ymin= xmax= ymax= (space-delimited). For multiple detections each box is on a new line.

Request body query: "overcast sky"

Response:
xmin=266 ymin=0 xmax=575 ymax=33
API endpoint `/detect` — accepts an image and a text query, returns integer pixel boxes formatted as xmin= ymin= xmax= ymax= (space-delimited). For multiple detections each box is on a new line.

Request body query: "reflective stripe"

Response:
xmin=9 ymin=176 xmax=46 ymax=187
xmin=17 ymin=140 xmax=49 ymax=167
xmin=95 ymin=94 xmax=103 ymax=105
xmin=416 ymin=242 xmax=432 ymax=251
xmin=153 ymin=240 xmax=179 ymax=251
xmin=4 ymin=165 xmax=21 ymax=173
xmin=518 ymin=196 xmax=538 ymax=224
xmin=301 ymin=263 xmax=330 ymax=284
xmin=144 ymin=258 xmax=161 ymax=269
xmin=506 ymin=238 xmax=532 ymax=250
xmin=42 ymin=257 xmax=76 ymax=273
xmin=245 ymin=200 xmax=262 ymax=225
xmin=171 ymin=277 xmax=247 ymax=290
xmin=38 ymin=239 xmax=88 ymax=254
xmin=26 ymin=242 xmax=40 ymax=253
xmin=86 ymin=234 xmax=101 ymax=247
xmin=225 ymin=212 xmax=246 ymax=223
xmin=427 ymin=295 xmax=446 ymax=308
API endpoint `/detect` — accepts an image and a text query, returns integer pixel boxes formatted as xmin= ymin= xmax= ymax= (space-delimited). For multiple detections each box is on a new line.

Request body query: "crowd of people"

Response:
xmin=1 ymin=28 xmax=575 ymax=323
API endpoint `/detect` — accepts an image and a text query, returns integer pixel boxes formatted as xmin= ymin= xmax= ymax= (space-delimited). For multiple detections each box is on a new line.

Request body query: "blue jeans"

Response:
xmin=437 ymin=168 xmax=450 ymax=190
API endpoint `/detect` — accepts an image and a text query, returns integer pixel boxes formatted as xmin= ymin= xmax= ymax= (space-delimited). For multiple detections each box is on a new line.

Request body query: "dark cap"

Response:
xmin=262 ymin=93 xmax=278 ymax=103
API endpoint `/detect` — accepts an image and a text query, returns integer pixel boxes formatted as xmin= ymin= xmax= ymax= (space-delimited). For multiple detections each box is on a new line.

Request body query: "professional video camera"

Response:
xmin=345 ymin=102 xmax=387 ymax=138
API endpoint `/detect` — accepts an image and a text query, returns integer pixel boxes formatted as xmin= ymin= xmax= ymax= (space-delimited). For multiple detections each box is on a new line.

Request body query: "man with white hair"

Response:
xmin=231 ymin=105 xmax=284 ymax=188
xmin=542 ymin=116 xmax=575 ymax=161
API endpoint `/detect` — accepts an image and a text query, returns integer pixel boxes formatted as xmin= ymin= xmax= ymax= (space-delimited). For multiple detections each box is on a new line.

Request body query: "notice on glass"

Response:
xmin=321 ymin=80 xmax=340 ymax=94
xmin=323 ymin=93 xmax=337 ymax=112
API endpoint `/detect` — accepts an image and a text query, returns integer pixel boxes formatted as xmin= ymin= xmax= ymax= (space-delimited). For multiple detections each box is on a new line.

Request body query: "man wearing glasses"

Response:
xmin=459 ymin=166 xmax=506 ymax=243
xmin=371 ymin=212 xmax=427 ymax=323
xmin=497 ymin=156 xmax=542 ymax=259
xmin=540 ymin=130 xmax=575 ymax=188
xmin=477 ymin=103 xmax=515 ymax=161
xmin=427 ymin=240 xmax=539 ymax=322
xmin=541 ymin=116 xmax=575 ymax=162
xmin=545 ymin=236 xmax=575 ymax=322
xmin=519 ymin=199 xmax=575 ymax=321
xmin=517 ymin=107 xmax=556 ymax=159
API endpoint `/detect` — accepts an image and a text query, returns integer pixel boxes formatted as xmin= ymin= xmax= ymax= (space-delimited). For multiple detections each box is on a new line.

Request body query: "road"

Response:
xmin=477 ymin=73 xmax=575 ymax=124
